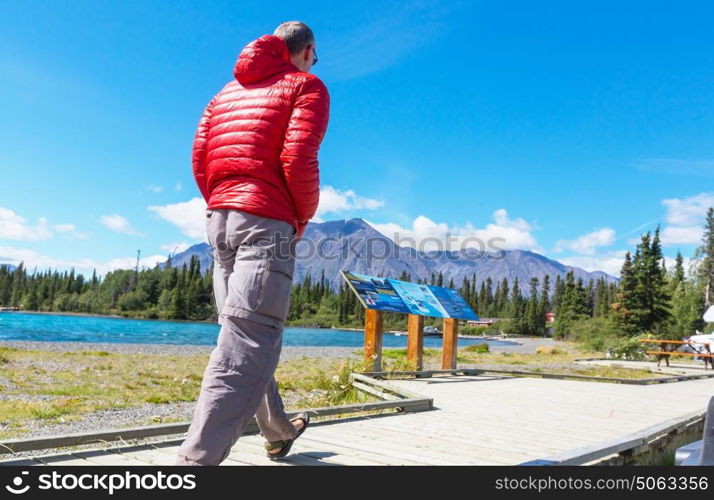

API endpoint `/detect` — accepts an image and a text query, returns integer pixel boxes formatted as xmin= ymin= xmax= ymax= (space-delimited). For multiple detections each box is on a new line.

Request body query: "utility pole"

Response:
xmin=134 ymin=249 xmax=140 ymax=290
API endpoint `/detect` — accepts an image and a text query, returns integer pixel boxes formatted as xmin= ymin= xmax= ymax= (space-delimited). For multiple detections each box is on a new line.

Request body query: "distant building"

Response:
xmin=466 ymin=318 xmax=500 ymax=328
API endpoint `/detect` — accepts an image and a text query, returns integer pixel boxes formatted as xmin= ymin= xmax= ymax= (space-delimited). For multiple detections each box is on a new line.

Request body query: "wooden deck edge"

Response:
xmin=0 ymin=373 xmax=432 ymax=457
xmin=361 ymin=367 xmax=714 ymax=385
xmin=521 ymin=409 xmax=707 ymax=466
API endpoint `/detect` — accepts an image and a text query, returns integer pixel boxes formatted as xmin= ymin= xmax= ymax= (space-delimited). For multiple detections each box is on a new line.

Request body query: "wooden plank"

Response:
xmin=0 ymin=423 xmax=190 ymax=454
xmin=364 ymin=309 xmax=384 ymax=372
xmin=140 ymin=441 xmax=251 ymax=466
xmin=371 ymin=411 xmax=597 ymax=454
xmin=34 ymin=455 xmax=92 ymax=466
xmin=71 ymin=450 xmax=158 ymax=466
xmin=350 ymin=373 xmax=429 ymax=401
xmin=351 ymin=381 xmax=399 ymax=400
xmin=301 ymin=427 xmax=445 ymax=465
xmin=114 ymin=449 xmax=175 ymax=466
xmin=639 ymin=340 xmax=712 ymax=345
xmin=234 ymin=439 xmax=337 ymax=466
xmin=536 ymin=410 xmax=706 ymax=465
xmin=441 ymin=318 xmax=458 ymax=369
xmin=407 ymin=314 xmax=424 ymax=371
xmin=294 ymin=436 xmax=427 ymax=465
xmin=333 ymin=414 xmax=553 ymax=462
xmin=646 ymin=351 xmax=714 ymax=357
xmin=0 ymin=458 xmax=44 ymax=466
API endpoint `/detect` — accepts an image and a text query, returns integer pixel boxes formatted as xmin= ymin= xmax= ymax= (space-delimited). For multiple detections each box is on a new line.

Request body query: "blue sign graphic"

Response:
xmin=340 ymin=271 xmax=480 ymax=320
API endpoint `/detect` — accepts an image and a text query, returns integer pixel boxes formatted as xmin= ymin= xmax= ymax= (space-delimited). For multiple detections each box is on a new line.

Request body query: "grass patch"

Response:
xmin=464 ymin=343 xmax=490 ymax=354
xmin=534 ymin=346 xmax=566 ymax=355
xmin=380 ymin=341 xmax=659 ymax=380
xmin=0 ymin=347 xmax=379 ymax=438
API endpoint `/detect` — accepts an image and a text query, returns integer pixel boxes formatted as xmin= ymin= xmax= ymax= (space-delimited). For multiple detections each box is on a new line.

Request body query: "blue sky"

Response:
xmin=1 ymin=0 xmax=713 ymax=277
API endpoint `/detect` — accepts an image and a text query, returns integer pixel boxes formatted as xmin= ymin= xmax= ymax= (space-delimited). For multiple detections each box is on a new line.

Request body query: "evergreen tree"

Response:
xmin=673 ymin=251 xmax=685 ymax=286
xmin=538 ymin=275 xmax=551 ymax=329
xmin=702 ymin=207 xmax=714 ymax=306
xmin=612 ymin=251 xmax=641 ymax=335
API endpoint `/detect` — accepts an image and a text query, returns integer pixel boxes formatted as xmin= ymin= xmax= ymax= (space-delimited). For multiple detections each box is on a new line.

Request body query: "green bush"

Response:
xmin=608 ymin=335 xmax=647 ymax=360
xmin=568 ymin=316 xmax=621 ymax=352
xmin=462 ymin=320 xmax=513 ymax=336
xmin=464 ymin=342 xmax=490 ymax=353
xmin=487 ymin=320 xmax=513 ymax=335
xmin=461 ymin=326 xmax=481 ymax=336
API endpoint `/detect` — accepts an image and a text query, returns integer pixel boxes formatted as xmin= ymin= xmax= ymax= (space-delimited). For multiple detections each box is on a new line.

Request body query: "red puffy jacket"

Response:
xmin=192 ymin=35 xmax=330 ymax=239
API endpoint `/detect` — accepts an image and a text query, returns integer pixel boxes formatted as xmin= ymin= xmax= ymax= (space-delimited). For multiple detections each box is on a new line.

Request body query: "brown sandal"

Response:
xmin=264 ymin=412 xmax=310 ymax=460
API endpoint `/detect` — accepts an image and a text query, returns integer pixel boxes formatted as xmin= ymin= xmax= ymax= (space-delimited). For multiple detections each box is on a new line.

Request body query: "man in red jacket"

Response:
xmin=176 ymin=21 xmax=330 ymax=465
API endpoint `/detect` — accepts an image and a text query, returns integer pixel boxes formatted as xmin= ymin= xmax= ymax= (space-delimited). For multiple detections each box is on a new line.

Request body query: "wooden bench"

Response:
xmin=639 ymin=339 xmax=714 ymax=369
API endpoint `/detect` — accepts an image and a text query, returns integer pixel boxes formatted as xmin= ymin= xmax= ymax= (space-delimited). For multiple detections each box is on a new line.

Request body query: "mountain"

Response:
xmin=162 ymin=243 xmax=213 ymax=274
xmin=165 ymin=218 xmax=618 ymax=293
xmin=0 ymin=263 xmax=16 ymax=271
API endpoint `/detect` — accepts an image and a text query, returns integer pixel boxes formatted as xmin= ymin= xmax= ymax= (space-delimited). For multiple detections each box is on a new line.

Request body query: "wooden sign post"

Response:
xmin=407 ymin=314 xmax=425 ymax=371
xmin=341 ymin=270 xmax=478 ymax=374
xmin=364 ymin=309 xmax=384 ymax=372
xmin=442 ymin=318 xmax=458 ymax=369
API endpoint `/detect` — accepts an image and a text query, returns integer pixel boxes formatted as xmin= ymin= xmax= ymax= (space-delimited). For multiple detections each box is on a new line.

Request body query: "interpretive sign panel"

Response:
xmin=340 ymin=270 xmax=479 ymax=320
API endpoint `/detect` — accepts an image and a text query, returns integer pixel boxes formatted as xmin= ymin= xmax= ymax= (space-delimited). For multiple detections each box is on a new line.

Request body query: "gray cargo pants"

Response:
xmin=175 ymin=208 xmax=299 ymax=465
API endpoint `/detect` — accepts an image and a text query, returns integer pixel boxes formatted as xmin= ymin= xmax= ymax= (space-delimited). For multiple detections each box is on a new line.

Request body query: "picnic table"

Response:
xmin=638 ymin=339 xmax=714 ymax=369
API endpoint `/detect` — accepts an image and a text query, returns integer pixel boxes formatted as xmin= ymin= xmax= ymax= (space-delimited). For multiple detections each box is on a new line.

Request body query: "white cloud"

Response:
xmin=366 ymin=209 xmax=542 ymax=253
xmin=662 ymin=255 xmax=699 ymax=278
xmin=626 ymin=237 xmax=641 ymax=246
xmin=145 ymin=185 xmax=163 ymax=193
xmin=661 ymin=226 xmax=703 ymax=246
xmin=314 ymin=186 xmax=384 ymax=221
xmin=554 ymin=228 xmax=616 ymax=255
xmin=0 ymin=245 xmax=165 ymax=276
xmin=160 ymin=241 xmax=191 ymax=254
xmin=0 ymin=207 xmax=52 ymax=241
xmin=663 ymin=193 xmax=714 ymax=226
xmin=53 ymin=223 xmax=88 ymax=239
xmin=660 ymin=192 xmax=714 ymax=246
xmin=559 ymin=250 xmax=627 ymax=277
xmin=100 ymin=214 xmax=139 ymax=236
xmin=175 ymin=182 xmax=183 ymax=191
xmin=148 ymin=197 xmax=207 ymax=240
xmin=103 ymin=254 xmax=167 ymax=273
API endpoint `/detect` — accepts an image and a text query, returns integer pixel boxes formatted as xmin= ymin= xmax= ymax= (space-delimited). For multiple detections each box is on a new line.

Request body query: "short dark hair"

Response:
xmin=273 ymin=21 xmax=315 ymax=55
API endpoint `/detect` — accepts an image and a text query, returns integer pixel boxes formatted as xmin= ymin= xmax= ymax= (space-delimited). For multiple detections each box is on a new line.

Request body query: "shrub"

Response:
xmin=461 ymin=326 xmax=481 ymax=336
xmin=464 ymin=343 xmax=490 ymax=353
xmin=568 ymin=317 xmax=621 ymax=352
xmin=535 ymin=346 xmax=565 ymax=355
xmin=608 ymin=336 xmax=647 ymax=360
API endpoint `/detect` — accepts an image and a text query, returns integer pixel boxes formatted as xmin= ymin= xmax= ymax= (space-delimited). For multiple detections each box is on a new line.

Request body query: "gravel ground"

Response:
xmin=0 ymin=390 xmax=329 ymax=461
xmin=487 ymin=336 xmax=561 ymax=354
xmin=0 ymin=335 xmax=557 ymax=357
xmin=0 ymin=336 xmax=559 ymax=461
xmin=0 ymin=340 xmax=361 ymax=361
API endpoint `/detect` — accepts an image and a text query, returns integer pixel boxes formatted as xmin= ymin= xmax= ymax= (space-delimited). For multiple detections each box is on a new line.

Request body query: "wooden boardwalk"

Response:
xmin=3 ymin=372 xmax=714 ymax=466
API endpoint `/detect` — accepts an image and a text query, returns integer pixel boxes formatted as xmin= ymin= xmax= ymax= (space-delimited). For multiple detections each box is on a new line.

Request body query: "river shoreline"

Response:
xmin=0 ymin=310 xmax=366 ymax=330
xmin=0 ymin=336 xmax=559 ymax=356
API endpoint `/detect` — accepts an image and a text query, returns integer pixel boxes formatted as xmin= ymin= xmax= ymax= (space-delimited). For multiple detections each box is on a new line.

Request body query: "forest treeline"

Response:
xmin=2 ymin=209 xmax=713 ymax=351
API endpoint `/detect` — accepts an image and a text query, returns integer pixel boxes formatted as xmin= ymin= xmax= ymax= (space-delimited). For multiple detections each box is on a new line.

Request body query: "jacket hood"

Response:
xmin=233 ymin=35 xmax=298 ymax=84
